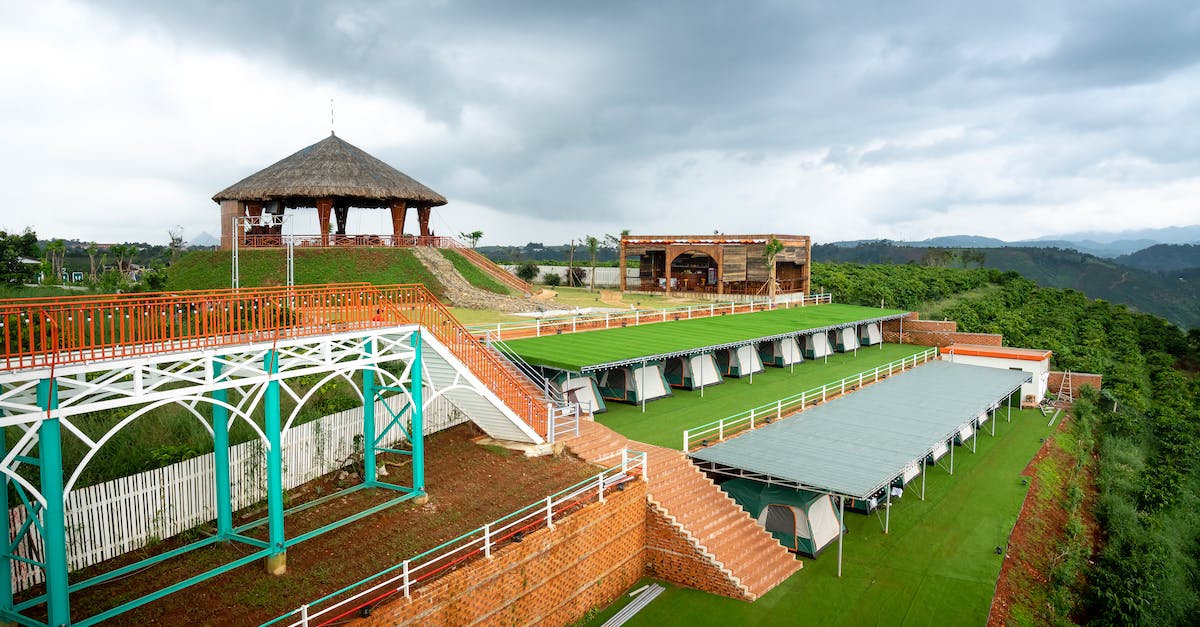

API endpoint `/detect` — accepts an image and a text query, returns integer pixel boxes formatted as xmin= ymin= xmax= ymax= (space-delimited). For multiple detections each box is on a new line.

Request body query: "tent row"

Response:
xmin=551 ymin=321 xmax=885 ymax=407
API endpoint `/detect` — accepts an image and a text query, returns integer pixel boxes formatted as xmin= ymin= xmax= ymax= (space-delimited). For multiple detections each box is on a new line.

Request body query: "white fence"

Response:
xmin=499 ymin=264 xmax=630 ymax=287
xmin=265 ymin=449 xmax=648 ymax=627
xmin=7 ymin=395 xmax=467 ymax=592
xmin=682 ymin=348 xmax=940 ymax=450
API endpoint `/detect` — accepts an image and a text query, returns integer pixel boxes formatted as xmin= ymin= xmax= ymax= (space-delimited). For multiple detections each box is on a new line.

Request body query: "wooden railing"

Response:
xmin=239 ymin=234 xmax=461 ymax=249
xmin=0 ymin=283 xmax=550 ymax=435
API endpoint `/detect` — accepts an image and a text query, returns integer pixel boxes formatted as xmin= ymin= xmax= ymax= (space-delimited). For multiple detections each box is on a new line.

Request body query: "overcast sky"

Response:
xmin=3 ymin=1 xmax=1198 ymax=247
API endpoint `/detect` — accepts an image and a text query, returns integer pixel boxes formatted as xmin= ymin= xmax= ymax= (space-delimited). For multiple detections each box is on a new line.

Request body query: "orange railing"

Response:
xmin=1 ymin=283 xmax=547 ymax=435
xmin=240 ymin=234 xmax=462 ymax=249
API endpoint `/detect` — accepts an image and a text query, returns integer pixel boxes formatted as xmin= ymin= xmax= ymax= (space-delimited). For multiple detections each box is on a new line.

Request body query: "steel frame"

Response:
xmin=0 ymin=326 xmax=428 ymax=627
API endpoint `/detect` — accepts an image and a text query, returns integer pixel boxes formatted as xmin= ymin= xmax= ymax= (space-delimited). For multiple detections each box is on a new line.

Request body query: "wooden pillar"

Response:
xmin=716 ymin=247 xmax=725 ymax=295
xmin=417 ymin=206 xmax=432 ymax=238
xmin=618 ymin=240 xmax=627 ymax=292
xmin=664 ymin=247 xmax=676 ymax=295
xmin=219 ymin=200 xmax=243 ymax=250
xmin=390 ymin=200 xmax=407 ymax=244
xmin=316 ymin=198 xmax=333 ymax=246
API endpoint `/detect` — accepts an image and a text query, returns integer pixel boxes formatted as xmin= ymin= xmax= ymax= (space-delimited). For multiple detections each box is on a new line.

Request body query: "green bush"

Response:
xmin=543 ymin=273 xmax=562 ymax=287
xmin=516 ymin=261 xmax=540 ymax=282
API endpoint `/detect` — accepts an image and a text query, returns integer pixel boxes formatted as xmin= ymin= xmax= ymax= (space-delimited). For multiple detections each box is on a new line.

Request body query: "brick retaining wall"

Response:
xmin=357 ymin=480 xmax=648 ymax=626
xmin=1048 ymin=371 xmax=1103 ymax=397
xmin=882 ymin=319 xmax=1003 ymax=347
xmin=644 ymin=501 xmax=746 ymax=600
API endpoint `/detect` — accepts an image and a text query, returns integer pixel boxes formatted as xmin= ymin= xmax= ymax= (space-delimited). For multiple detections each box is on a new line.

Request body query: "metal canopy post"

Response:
xmin=363 ymin=338 xmax=377 ymax=485
xmin=1008 ymin=393 xmax=1012 ymax=422
xmin=972 ymin=423 xmax=977 ymax=453
xmin=837 ymin=495 xmax=845 ymax=577
xmin=212 ymin=360 xmax=233 ymax=539
xmin=884 ymin=485 xmax=891 ymax=534
xmin=640 ymin=360 xmax=646 ymax=413
xmin=37 ymin=378 xmax=71 ymax=626
xmin=411 ymin=331 xmax=425 ymax=494
xmin=950 ymin=438 xmax=955 ymax=475
xmin=264 ymin=350 xmax=287 ymax=575
xmin=921 ymin=456 xmax=927 ymax=501
xmin=991 ymin=409 xmax=996 ymax=437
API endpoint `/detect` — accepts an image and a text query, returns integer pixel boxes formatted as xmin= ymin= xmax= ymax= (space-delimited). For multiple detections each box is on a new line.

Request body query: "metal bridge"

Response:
xmin=0 ymin=283 xmax=574 ymax=626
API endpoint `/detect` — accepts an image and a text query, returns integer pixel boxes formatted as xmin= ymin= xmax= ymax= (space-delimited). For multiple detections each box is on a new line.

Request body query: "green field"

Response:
xmin=503 ymin=303 xmax=908 ymax=371
xmin=166 ymin=249 xmax=445 ymax=297
xmin=598 ymin=343 xmax=928 ymax=449
xmin=438 ymin=249 xmax=513 ymax=295
xmin=591 ymin=408 xmax=1053 ymax=626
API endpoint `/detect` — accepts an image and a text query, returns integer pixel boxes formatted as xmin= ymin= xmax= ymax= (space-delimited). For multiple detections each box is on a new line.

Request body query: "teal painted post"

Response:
xmin=410 ymin=332 xmax=425 ymax=494
xmin=263 ymin=351 xmax=286 ymax=574
xmin=36 ymin=378 xmax=70 ymax=626
xmin=0 ymin=419 xmax=11 ymax=618
xmin=362 ymin=339 xmax=377 ymax=486
xmin=211 ymin=361 xmax=233 ymax=539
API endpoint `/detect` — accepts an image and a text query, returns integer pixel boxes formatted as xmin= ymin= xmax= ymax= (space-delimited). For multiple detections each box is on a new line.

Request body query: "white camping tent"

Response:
xmin=955 ymin=423 xmax=975 ymax=445
xmin=557 ymin=374 xmax=606 ymax=414
xmin=759 ymin=338 xmax=804 ymax=367
xmin=928 ymin=440 xmax=949 ymax=463
xmin=722 ymin=479 xmax=842 ymax=557
xmin=716 ymin=345 xmax=764 ymax=377
xmin=664 ymin=353 xmax=723 ymax=389
xmin=858 ymin=322 xmax=882 ymax=346
xmin=834 ymin=327 xmax=860 ymax=352
xmin=597 ymin=363 xmax=672 ymax=404
xmin=898 ymin=462 xmax=920 ymax=486
xmin=801 ymin=332 xmax=834 ymax=359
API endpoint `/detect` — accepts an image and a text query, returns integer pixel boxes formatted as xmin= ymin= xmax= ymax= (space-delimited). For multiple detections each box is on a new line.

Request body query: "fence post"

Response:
xmin=572 ymin=317 xmax=577 ymax=333
xmin=801 ymin=391 xmax=806 ymax=408
xmin=605 ymin=313 xmax=610 ymax=329
xmin=749 ymin=409 xmax=755 ymax=430
xmin=402 ymin=559 xmax=411 ymax=599
xmin=547 ymin=403 xmax=555 ymax=443
xmin=546 ymin=496 xmax=555 ymax=530
xmin=822 ymin=385 xmax=827 ymax=402
xmin=635 ymin=310 xmax=639 ymax=325
xmin=599 ymin=471 xmax=606 ymax=503
xmin=484 ymin=523 xmax=492 ymax=559
xmin=777 ymin=399 xmax=782 ymax=419
xmin=683 ymin=430 xmax=689 ymax=451
xmin=300 ymin=604 xmax=309 ymax=627
xmin=536 ymin=318 xmax=540 ymax=337
xmin=719 ymin=419 xmax=725 ymax=441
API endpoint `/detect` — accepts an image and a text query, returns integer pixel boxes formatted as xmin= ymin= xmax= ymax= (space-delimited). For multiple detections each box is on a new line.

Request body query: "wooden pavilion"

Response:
xmin=213 ymin=133 xmax=448 ymax=249
xmin=619 ymin=234 xmax=811 ymax=297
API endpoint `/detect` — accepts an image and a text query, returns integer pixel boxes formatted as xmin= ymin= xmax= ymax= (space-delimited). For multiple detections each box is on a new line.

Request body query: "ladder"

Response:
xmin=1056 ymin=370 xmax=1075 ymax=407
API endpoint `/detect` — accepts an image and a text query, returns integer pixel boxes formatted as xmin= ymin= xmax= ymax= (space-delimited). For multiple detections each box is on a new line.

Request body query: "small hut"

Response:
xmin=213 ymin=133 xmax=447 ymax=249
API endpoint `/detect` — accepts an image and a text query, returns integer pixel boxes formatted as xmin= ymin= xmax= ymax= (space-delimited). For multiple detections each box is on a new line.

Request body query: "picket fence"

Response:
xmin=7 ymin=395 xmax=466 ymax=592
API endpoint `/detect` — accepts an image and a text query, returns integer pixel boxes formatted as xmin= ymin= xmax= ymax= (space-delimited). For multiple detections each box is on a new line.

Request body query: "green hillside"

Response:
xmin=813 ymin=243 xmax=1200 ymax=329
xmin=167 ymin=249 xmax=445 ymax=297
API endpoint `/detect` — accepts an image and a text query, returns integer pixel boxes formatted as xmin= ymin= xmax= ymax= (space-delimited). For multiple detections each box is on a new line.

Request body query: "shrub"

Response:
xmin=543 ymin=273 xmax=562 ymax=287
xmin=516 ymin=261 xmax=540 ymax=282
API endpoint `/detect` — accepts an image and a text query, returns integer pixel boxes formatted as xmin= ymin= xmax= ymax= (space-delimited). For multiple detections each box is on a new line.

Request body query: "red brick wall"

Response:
xmin=357 ymin=481 xmax=648 ymax=626
xmin=904 ymin=319 xmax=957 ymax=332
xmin=882 ymin=319 xmax=1004 ymax=348
xmin=1048 ymin=371 xmax=1103 ymax=397
xmin=644 ymin=502 xmax=746 ymax=600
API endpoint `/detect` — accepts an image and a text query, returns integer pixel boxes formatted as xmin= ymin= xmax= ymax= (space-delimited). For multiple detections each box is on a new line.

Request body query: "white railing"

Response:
xmin=465 ymin=293 xmax=834 ymax=340
xmin=264 ymin=449 xmax=648 ymax=627
xmin=6 ymin=396 xmax=467 ymax=592
xmin=682 ymin=348 xmax=939 ymax=451
xmin=547 ymin=401 xmax=587 ymax=443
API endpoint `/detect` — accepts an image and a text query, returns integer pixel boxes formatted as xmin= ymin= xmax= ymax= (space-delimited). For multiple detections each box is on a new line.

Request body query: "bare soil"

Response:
xmin=989 ymin=413 xmax=1099 ymax=626
xmin=24 ymin=424 xmax=597 ymax=626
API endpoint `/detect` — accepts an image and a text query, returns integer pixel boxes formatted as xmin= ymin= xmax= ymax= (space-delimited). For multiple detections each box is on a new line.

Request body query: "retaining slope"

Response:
xmin=564 ymin=420 xmax=801 ymax=601
xmin=411 ymin=247 xmax=544 ymax=312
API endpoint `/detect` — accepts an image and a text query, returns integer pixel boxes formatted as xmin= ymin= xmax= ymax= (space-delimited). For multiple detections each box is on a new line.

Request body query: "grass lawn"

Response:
xmin=503 ymin=303 xmax=909 ymax=371
xmin=598 ymin=344 xmax=929 ymax=449
xmin=542 ymin=286 xmax=708 ymax=309
xmin=446 ymin=307 xmax=526 ymax=326
xmin=590 ymin=407 xmax=1054 ymax=626
xmin=439 ymin=249 xmax=513 ymax=295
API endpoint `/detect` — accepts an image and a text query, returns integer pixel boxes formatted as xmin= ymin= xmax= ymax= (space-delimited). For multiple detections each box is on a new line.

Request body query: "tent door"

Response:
xmin=763 ymin=504 xmax=800 ymax=551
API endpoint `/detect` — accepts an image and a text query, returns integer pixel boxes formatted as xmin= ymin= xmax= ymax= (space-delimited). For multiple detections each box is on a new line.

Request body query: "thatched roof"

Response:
xmin=212 ymin=134 xmax=447 ymax=207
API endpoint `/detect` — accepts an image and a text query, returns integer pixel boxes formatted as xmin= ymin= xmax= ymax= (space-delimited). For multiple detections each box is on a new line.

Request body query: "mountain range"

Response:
xmin=830 ymin=224 xmax=1200 ymax=258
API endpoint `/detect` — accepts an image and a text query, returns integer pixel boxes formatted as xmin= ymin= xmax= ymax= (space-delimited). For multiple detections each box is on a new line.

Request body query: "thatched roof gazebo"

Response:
xmin=213 ymin=133 xmax=447 ymax=249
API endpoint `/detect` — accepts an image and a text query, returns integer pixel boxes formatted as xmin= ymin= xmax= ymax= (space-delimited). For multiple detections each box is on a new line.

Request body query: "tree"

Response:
xmin=45 ymin=239 xmax=66 ymax=283
xmin=0 ymin=228 xmax=40 ymax=286
xmin=86 ymin=242 xmax=100 ymax=281
xmin=460 ymin=230 xmax=484 ymax=248
xmin=516 ymin=261 xmax=540 ymax=282
xmin=168 ymin=227 xmax=186 ymax=264
xmin=764 ymin=237 xmax=784 ymax=298
xmin=565 ymin=239 xmax=578 ymax=286
xmin=584 ymin=235 xmax=600 ymax=291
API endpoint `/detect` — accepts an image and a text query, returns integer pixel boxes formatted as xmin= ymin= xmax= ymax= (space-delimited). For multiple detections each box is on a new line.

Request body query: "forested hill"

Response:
xmin=812 ymin=243 xmax=1200 ymax=329
xmin=813 ymin=262 xmax=1200 ymax=625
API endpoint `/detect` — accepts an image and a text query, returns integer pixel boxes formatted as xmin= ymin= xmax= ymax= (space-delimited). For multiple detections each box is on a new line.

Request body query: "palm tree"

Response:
xmin=585 ymin=236 xmax=600 ymax=291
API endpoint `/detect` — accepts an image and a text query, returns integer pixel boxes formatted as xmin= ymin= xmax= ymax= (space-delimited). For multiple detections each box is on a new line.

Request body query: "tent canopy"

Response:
xmin=720 ymin=478 xmax=842 ymax=557
xmin=690 ymin=361 xmax=1030 ymax=499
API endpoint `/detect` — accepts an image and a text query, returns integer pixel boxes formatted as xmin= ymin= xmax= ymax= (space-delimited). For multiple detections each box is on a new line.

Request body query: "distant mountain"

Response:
xmin=813 ymin=242 xmax=1200 ymax=329
xmin=1114 ymin=244 xmax=1200 ymax=273
xmin=189 ymin=232 xmax=219 ymax=247
xmin=825 ymin=224 xmax=1200 ymax=258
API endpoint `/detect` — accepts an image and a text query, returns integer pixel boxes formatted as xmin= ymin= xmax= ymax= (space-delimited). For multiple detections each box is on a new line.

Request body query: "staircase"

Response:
xmin=565 ymin=420 xmax=801 ymax=600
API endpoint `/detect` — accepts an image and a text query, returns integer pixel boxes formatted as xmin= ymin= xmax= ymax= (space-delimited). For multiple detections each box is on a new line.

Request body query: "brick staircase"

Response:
xmin=564 ymin=420 xmax=801 ymax=600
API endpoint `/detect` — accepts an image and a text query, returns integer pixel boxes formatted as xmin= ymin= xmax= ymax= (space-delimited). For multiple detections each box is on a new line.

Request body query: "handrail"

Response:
xmin=682 ymin=347 xmax=939 ymax=451
xmin=261 ymin=450 xmax=647 ymax=627
xmin=464 ymin=293 xmax=834 ymax=340
xmin=1 ymin=283 xmax=555 ymax=436
xmin=447 ymin=246 xmax=533 ymax=294
xmin=487 ymin=335 xmax=562 ymax=404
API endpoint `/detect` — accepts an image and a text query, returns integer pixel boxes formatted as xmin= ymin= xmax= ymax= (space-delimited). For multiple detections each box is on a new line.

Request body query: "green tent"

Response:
xmin=596 ymin=362 xmax=672 ymax=404
xmin=550 ymin=372 xmax=607 ymax=414
xmin=719 ymin=478 xmax=843 ymax=557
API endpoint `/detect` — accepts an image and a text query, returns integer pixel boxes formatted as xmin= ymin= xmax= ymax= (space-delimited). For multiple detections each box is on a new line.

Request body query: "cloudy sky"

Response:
xmin=3 ymin=1 xmax=1198 ymax=247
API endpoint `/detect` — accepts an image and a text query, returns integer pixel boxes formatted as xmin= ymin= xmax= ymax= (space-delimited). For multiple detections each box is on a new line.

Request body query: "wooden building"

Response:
xmin=213 ymin=133 xmax=447 ymax=250
xmin=619 ymin=234 xmax=811 ymax=297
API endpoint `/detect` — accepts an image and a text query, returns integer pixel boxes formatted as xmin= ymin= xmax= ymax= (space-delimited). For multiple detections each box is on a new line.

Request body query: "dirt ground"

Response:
xmin=25 ymin=424 xmax=598 ymax=626
xmin=988 ymin=412 xmax=1098 ymax=626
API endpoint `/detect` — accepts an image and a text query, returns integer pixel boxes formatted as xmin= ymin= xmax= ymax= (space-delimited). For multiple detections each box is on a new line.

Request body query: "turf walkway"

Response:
xmin=598 ymin=343 xmax=929 ymax=449
xmin=588 ymin=407 xmax=1053 ymax=626
xmin=502 ymin=303 xmax=907 ymax=371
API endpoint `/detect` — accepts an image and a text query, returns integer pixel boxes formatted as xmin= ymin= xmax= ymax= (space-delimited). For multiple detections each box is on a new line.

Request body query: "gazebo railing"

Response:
xmin=238 ymin=234 xmax=461 ymax=249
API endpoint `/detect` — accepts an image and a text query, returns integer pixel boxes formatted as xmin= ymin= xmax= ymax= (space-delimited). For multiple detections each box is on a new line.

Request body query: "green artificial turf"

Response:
xmin=598 ymin=343 xmax=929 ymax=449
xmin=588 ymin=407 xmax=1053 ymax=627
xmin=503 ymin=303 xmax=908 ymax=371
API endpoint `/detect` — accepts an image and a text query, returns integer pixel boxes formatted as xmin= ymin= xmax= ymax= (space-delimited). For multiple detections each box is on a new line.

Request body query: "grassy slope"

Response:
xmin=503 ymin=304 xmax=908 ymax=371
xmin=438 ymin=249 xmax=513 ymax=295
xmin=592 ymin=408 xmax=1054 ymax=627
xmin=166 ymin=249 xmax=445 ymax=298
xmin=599 ymin=343 xmax=927 ymax=449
